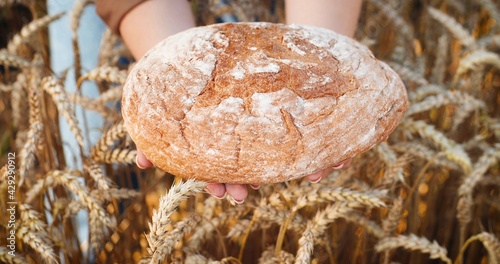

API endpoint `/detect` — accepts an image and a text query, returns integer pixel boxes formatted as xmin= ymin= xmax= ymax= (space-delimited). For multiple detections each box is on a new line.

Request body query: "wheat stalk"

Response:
xmin=455 ymin=50 xmax=500 ymax=76
xmin=42 ymin=76 xmax=84 ymax=147
xmin=478 ymin=0 xmax=500 ymax=31
xmin=17 ymin=204 xmax=58 ymax=264
xmin=343 ymin=211 xmax=385 ymax=238
xmin=408 ymin=84 xmax=446 ymax=102
xmin=188 ymin=205 xmax=248 ymax=250
xmin=43 ymin=169 xmax=115 ymax=248
xmin=18 ymin=66 xmax=44 ymax=187
xmin=95 ymin=86 xmax=123 ymax=103
xmin=148 ymin=215 xmax=201 ymax=264
xmin=7 ymin=12 xmax=64 ymax=54
xmin=0 ymin=49 xmax=32 ymax=69
xmin=367 ymin=0 xmax=414 ymax=44
xmin=294 ymin=223 xmax=314 ymax=264
xmin=8 ymin=73 xmax=28 ymax=127
xmin=431 ymin=34 xmax=450 ymax=84
xmin=97 ymin=28 xmax=121 ymax=66
xmin=478 ymin=35 xmax=500 ymax=50
xmin=0 ymin=71 xmax=26 ymax=92
xmin=456 ymin=232 xmax=500 ymax=264
xmin=90 ymin=120 xmax=134 ymax=163
xmin=91 ymin=188 xmax=140 ymax=201
xmin=83 ymin=159 xmax=113 ymax=190
xmin=258 ymin=247 xmax=294 ymax=264
xmin=294 ymin=203 xmax=351 ymax=263
xmin=387 ymin=62 xmax=428 ymax=86
xmin=375 ymin=234 xmax=451 ymax=264
xmin=392 ymin=142 xmax=460 ymax=170
xmin=457 ymin=148 xmax=498 ymax=244
xmin=382 ymin=197 xmax=403 ymax=236
xmin=67 ymin=92 xmax=121 ymax=120
xmin=406 ymin=90 xmax=486 ymax=116
xmin=70 ymin=0 xmax=95 ymax=80
xmin=427 ymin=6 xmax=476 ymax=49
xmin=404 ymin=119 xmax=472 ymax=173
xmin=144 ymin=179 xmax=206 ymax=260
xmin=0 ymin=246 xmax=29 ymax=264
xmin=77 ymin=65 xmax=127 ymax=87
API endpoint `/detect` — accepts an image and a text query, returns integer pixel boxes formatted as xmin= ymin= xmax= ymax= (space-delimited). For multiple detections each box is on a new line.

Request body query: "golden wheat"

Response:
xmin=143 ymin=179 xmax=206 ymax=261
xmin=427 ymin=6 xmax=476 ymax=49
xmin=375 ymin=234 xmax=451 ymax=264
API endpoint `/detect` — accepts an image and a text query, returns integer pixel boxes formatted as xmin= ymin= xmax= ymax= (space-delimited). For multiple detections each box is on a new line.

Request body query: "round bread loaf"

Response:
xmin=122 ymin=22 xmax=408 ymax=184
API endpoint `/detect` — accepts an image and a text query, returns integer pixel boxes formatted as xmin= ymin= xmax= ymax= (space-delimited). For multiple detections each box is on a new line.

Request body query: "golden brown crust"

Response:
xmin=122 ymin=22 xmax=409 ymax=184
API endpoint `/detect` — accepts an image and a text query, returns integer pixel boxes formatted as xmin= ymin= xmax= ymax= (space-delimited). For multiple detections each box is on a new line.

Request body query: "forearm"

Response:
xmin=285 ymin=0 xmax=362 ymax=38
xmin=119 ymin=0 xmax=196 ymax=59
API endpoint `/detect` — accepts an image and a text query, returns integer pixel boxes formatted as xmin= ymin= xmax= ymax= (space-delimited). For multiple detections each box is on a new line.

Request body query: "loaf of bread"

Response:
xmin=122 ymin=22 xmax=408 ymax=184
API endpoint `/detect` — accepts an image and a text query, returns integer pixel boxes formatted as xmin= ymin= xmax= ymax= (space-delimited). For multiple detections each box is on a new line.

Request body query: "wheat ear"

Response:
xmin=478 ymin=0 xmax=500 ymax=31
xmin=408 ymin=84 xmax=446 ymax=102
xmin=375 ymin=234 xmax=451 ymax=264
xmin=431 ymin=34 xmax=450 ymax=84
xmin=455 ymin=50 xmax=500 ymax=76
xmin=98 ymin=28 xmax=121 ymax=66
xmin=188 ymin=205 xmax=248 ymax=250
xmin=343 ymin=211 xmax=385 ymax=238
xmin=456 ymin=232 xmax=500 ymax=264
xmin=45 ymin=169 xmax=115 ymax=248
xmin=259 ymin=247 xmax=294 ymax=264
xmin=91 ymin=188 xmax=140 ymax=202
xmin=144 ymin=180 xmax=206 ymax=260
xmin=406 ymin=90 xmax=486 ymax=116
xmin=77 ymin=65 xmax=127 ymax=88
xmin=404 ymin=119 xmax=472 ymax=173
xmin=294 ymin=203 xmax=351 ymax=264
xmin=0 ymin=246 xmax=29 ymax=264
xmin=83 ymin=159 xmax=113 ymax=190
xmin=367 ymin=0 xmax=414 ymax=44
xmin=387 ymin=62 xmax=428 ymax=86
xmin=478 ymin=35 xmax=500 ymax=50
xmin=392 ymin=142 xmax=460 ymax=170
xmin=457 ymin=149 xmax=498 ymax=244
xmin=42 ymin=76 xmax=84 ymax=147
xmin=70 ymin=0 xmax=95 ymax=81
xmin=95 ymin=86 xmax=123 ymax=103
xmin=0 ymin=71 xmax=26 ymax=93
xmin=0 ymin=49 xmax=32 ymax=69
xmin=90 ymin=121 xmax=136 ymax=164
xmin=19 ymin=66 xmax=44 ymax=187
xmin=427 ymin=6 xmax=476 ymax=48
xmin=148 ymin=215 xmax=201 ymax=264
xmin=17 ymin=204 xmax=58 ymax=264
xmin=7 ymin=12 xmax=64 ymax=54
xmin=67 ymin=92 xmax=121 ymax=120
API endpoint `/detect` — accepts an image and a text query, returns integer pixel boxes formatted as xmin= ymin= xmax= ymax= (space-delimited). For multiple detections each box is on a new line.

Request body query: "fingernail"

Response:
xmin=309 ymin=176 xmax=322 ymax=183
xmin=250 ymin=184 xmax=260 ymax=190
xmin=204 ymin=187 xmax=226 ymax=199
xmin=230 ymin=196 xmax=245 ymax=204
xmin=332 ymin=163 xmax=344 ymax=170
xmin=136 ymin=156 xmax=146 ymax=169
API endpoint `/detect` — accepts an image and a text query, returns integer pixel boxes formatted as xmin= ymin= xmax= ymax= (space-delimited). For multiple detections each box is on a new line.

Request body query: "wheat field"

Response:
xmin=0 ymin=0 xmax=499 ymax=263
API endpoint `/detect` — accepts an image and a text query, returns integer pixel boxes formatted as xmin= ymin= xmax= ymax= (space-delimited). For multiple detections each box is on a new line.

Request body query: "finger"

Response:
xmin=136 ymin=150 xmax=154 ymax=169
xmin=204 ymin=183 xmax=227 ymax=199
xmin=225 ymin=184 xmax=248 ymax=204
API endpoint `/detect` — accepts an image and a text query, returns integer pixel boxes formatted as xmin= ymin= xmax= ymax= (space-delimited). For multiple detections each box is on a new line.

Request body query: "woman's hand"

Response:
xmin=136 ymin=149 xmax=351 ymax=203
